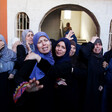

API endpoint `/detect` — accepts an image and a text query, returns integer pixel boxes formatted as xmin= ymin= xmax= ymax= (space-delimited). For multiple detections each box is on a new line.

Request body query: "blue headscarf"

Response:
xmin=0 ymin=34 xmax=16 ymax=73
xmin=54 ymin=37 xmax=71 ymax=64
xmin=21 ymin=29 xmax=35 ymax=53
xmin=29 ymin=32 xmax=55 ymax=80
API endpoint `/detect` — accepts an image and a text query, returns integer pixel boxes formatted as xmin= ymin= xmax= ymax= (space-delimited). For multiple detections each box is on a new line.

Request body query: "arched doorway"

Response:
xmin=39 ymin=4 xmax=100 ymax=44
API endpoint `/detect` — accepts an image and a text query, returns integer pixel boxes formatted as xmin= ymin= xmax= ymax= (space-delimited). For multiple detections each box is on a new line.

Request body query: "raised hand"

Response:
xmin=65 ymin=30 xmax=74 ymax=40
xmin=26 ymin=41 xmax=32 ymax=54
xmin=90 ymin=36 xmax=99 ymax=43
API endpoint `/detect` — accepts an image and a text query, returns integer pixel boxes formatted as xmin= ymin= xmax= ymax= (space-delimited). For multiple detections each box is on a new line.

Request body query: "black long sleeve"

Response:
xmin=37 ymin=58 xmax=52 ymax=74
xmin=47 ymin=61 xmax=71 ymax=78
xmin=16 ymin=45 xmax=27 ymax=69
xmin=80 ymin=42 xmax=94 ymax=59
xmin=14 ymin=58 xmax=52 ymax=85
xmin=14 ymin=60 xmax=37 ymax=85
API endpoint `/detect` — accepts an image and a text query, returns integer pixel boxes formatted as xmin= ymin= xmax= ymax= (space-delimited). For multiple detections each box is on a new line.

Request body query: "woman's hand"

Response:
xmin=65 ymin=30 xmax=74 ymax=40
xmin=90 ymin=36 xmax=99 ymax=43
xmin=25 ymin=52 xmax=41 ymax=63
xmin=26 ymin=42 xmax=32 ymax=54
xmin=8 ymin=74 xmax=14 ymax=79
xmin=12 ymin=41 xmax=21 ymax=52
xmin=26 ymin=78 xmax=43 ymax=92
xmin=103 ymin=61 xmax=108 ymax=68
xmin=56 ymin=78 xmax=67 ymax=86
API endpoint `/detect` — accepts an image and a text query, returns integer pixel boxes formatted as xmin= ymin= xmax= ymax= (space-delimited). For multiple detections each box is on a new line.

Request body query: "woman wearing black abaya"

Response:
xmin=47 ymin=38 xmax=76 ymax=112
xmin=69 ymin=40 xmax=87 ymax=112
xmin=16 ymin=29 xmax=35 ymax=70
xmin=14 ymin=32 xmax=54 ymax=112
xmin=0 ymin=34 xmax=16 ymax=112
xmin=80 ymin=36 xmax=105 ymax=112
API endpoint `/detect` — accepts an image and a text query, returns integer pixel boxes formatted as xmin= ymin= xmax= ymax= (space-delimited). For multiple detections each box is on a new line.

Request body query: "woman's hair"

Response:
xmin=69 ymin=40 xmax=76 ymax=47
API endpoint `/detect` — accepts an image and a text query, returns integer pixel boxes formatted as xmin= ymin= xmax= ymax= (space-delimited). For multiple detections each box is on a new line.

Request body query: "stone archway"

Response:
xmin=39 ymin=4 xmax=100 ymax=42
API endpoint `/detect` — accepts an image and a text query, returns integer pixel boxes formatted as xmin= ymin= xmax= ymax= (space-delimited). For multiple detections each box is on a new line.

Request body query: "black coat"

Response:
xmin=102 ymin=49 xmax=112 ymax=112
xmin=14 ymin=45 xmax=27 ymax=70
xmin=103 ymin=49 xmax=112 ymax=63
xmin=14 ymin=59 xmax=54 ymax=112
xmin=0 ymin=72 xmax=10 ymax=112
xmin=47 ymin=61 xmax=76 ymax=112
xmin=80 ymin=42 xmax=105 ymax=112
xmin=70 ymin=53 xmax=87 ymax=112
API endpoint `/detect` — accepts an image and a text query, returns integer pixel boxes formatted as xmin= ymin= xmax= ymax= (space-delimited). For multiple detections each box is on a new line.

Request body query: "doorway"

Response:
xmin=39 ymin=4 xmax=100 ymax=44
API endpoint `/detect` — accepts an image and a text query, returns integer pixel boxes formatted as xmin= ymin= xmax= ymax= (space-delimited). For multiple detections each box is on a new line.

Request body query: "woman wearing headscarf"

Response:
xmin=16 ymin=29 xmax=35 ymax=69
xmin=69 ymin=40 xmax=87 ymax=112
xmin=80 ymin=36 xmax=105 ymax=112
xmin=46 ymin=37 xmax=76 ymax=112
xmin=101 ymin=45 xmax=112 ymax=112
xmin=0 ymin=34 xmax=16 ymax=112
xmin=101 ymin=57 xmax=112 ymax=112
xmin=14 ymin=32 xmax=54 ymax=112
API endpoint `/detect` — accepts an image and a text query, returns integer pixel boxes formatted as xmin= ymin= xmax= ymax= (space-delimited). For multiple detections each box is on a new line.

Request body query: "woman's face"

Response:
xmin=55 ymin=41 xmax=66 ymax=57
xmin=37 ymin=36 xmax=51 ymax=54
xmin=69 ymin=45 xmax=76 ymax=56
xmin=0 ymin=39 xmax=5 ymax=50
xmin=25 ymin=32 xmax=34 ymax=44
xmin=93 ymin=43 xmax=102 ymax=54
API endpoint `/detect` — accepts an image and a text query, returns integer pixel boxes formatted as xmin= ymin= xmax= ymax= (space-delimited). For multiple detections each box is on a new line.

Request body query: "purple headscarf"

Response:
xmin=21 ymin=29 xmax=35 ymax=53
xmin=30 ymin=32 xmax=55 ymax=80
xmin=0 ymin=34 xmax=16 ymax=73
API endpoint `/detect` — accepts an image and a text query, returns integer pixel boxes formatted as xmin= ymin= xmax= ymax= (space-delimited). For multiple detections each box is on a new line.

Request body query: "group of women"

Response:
xmin=0 ymin=29 xmax=112 ymax=112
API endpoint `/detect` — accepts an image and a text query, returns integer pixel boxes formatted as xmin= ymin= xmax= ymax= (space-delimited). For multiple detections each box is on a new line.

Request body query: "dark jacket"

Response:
xmin=80 ymin=42 xmax=105 ymax=112
xmin=14 ymin=58 xmax=53 ymax=112
xmin=47 ymin=60 xmax=76 ymax=112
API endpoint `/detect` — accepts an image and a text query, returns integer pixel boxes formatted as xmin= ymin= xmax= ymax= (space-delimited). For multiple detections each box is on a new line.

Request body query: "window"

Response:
xmin=108 ymin=19 xmax=112 ymax=50
xmin=17 ymin=12 xmax=29 ymax=40
xmin=64 ymin=10 xmax=71 ymax=19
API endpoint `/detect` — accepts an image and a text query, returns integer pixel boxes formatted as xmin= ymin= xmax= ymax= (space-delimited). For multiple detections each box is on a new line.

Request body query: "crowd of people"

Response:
xmin=0 ymin=28 xmax=112 ymax=112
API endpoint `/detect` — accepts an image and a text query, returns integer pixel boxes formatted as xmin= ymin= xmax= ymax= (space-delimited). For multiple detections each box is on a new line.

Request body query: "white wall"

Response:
xmin=80 ymin=12 xmax=96 ymax=42
xmin=7 ymin=0 xmax=112 ymax=53
xmin=61 ymin=11 xmax=81 ymax=38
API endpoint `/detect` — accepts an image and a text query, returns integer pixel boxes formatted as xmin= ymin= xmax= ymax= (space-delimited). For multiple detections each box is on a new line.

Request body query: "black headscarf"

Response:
xmin=92 ymin=38 xmax=103 ymax=58
xmin=54 ymin=38 xmax=71 ymax=64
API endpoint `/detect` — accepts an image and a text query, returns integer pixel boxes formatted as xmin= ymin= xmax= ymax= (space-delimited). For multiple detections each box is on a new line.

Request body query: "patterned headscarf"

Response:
xmin=0 ymin=34 xmax=16 ymax=73
xmin=21 ymin=29 xmax=35 ymax=53
xmin=30 ymin=32 xmax=55 ymax=80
